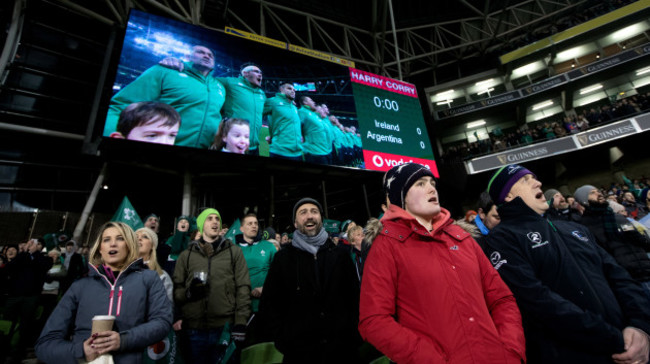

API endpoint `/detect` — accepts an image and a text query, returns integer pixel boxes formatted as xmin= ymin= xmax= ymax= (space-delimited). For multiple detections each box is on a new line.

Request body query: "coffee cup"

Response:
xmin=92 ymin=315 xmax=115 ymax=334
xmin=193 ymin=271 xmax=208 ymax=284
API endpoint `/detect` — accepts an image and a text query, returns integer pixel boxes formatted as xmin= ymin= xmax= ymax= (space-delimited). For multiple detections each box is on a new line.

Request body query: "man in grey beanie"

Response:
xmin=574 ymin=185 xmax=597 ymax=206
xmin=259 ymin=197 xmax=361 ymax=363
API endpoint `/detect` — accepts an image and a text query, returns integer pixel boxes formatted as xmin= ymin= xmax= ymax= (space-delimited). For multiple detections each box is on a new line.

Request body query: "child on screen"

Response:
xmin=211 ymin=118 xmax=250 ymax=154
xmin=109 ymin=101 xmax=181 ymax=146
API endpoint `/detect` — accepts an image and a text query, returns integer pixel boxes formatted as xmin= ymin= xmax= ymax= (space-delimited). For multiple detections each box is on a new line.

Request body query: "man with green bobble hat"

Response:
xmin=263 ymin=82 xmax=303 ymax=161
xmin=173 ymin=208 xmax=251 ymax=364
xmin=105 ymin=45 xmax=226 ymax=149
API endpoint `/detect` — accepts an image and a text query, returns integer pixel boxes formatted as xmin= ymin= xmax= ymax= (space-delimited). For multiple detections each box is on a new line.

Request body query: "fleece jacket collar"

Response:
xmin=381 ymin=204 xmax=450 ymax=234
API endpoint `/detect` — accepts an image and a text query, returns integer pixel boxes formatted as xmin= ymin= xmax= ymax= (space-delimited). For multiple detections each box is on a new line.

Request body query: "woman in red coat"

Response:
xmin=359 ymin=163 xmax=526 ymax=364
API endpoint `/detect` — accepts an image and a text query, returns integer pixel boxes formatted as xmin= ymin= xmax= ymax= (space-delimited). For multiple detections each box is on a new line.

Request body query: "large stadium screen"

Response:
xmin=102 ymin=10 xmax=437 ymax=176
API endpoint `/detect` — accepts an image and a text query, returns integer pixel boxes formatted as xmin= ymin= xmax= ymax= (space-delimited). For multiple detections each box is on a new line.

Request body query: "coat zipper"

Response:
xmin=108 ymin=287 xmax=115 ymax=316
xmin=89 ymin=259 xmax=140 ymax=317
xmin=547 ymin=218 xmax=607 ymax=314
xmin=116 ymin=286 xmax=123 ymax=317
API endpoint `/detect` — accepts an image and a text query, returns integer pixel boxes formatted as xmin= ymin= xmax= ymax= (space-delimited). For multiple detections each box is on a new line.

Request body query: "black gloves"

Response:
xmin=185 ymin=278 xmax=209 ymax=301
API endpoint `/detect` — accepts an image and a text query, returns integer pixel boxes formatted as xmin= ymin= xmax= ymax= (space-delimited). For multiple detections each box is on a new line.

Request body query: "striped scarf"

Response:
xmin=587 ymin=201 xmax=619 ymax=239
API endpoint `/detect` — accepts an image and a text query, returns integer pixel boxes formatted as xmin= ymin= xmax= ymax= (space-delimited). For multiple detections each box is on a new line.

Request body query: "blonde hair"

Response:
xmin=89 ymin=221 xmax=140 ymax=271
xmin=348 ymin=225 xmax=364 ymax=245
xmin=135 ymin=227 xmax=163 ymax=275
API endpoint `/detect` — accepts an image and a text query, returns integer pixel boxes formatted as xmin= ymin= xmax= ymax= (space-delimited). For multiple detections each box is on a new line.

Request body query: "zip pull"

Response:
xmin=116 ymin=286 xmax=123 ymax=317
xmin=108 ymin=287 xmax=115 ymax=316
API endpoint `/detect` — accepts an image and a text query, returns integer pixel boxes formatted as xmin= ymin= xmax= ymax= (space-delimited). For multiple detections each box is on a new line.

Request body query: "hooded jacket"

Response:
xmin=105 ymin=63 xmax=226 ymax=149
xmin=263 ymin=92 xmax=303 ymax=157
xmin=483 ymin=197 xmax=650 ymax=364
xmin=359 ymin=205 xmax=525 ymax=364
xmin=173 ymin=238 xmax=251 ymax=329
xmin=35 ymin=259 xmax=173 ymax=364
xmin=259 ymin=238 xmax=361 ymax=363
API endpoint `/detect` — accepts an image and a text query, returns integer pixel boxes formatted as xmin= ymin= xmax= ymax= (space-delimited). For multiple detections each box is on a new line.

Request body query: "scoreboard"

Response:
xmin=350 ymin=69 xmax=437 ymax=176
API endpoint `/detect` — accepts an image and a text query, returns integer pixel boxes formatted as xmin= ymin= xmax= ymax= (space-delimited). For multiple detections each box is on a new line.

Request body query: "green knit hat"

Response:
xmin=196 ymin=208 xmax=221 ymax=234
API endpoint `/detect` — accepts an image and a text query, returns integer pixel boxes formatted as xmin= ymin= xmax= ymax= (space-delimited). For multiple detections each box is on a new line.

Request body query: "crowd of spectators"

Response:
xmin=2 ymin=163 xmax=650 ymax=363
xmin=442 ymin=92 xmax=650 ymax=161
xmin=462 ymin=174 xmax=650 ymax=226
xmin=0 ymin=204 xmax=383 ymax=363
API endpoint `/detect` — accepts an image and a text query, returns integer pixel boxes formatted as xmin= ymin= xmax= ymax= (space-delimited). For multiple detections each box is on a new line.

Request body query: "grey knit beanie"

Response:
xmin=544 ymin=189 xmax=560 ymax=203
xmin=574 ymin=185 xmax=597 ymax=206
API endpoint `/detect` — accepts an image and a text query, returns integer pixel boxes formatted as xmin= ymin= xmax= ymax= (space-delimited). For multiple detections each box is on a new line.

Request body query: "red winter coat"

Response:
xmin=359 ymin=205 xmax=526 ymax=364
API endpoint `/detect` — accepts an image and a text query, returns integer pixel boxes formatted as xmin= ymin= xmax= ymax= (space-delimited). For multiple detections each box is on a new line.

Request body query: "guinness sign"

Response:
xmin=576 ymin=120 xmax=637 ymax=147
xmin=466 ymin=112 xmax=650 ymax=175
xmin=467 ymin=137 xmax=578 ymax=173
xmin=636 ymin=113 xmax=650 ymax=131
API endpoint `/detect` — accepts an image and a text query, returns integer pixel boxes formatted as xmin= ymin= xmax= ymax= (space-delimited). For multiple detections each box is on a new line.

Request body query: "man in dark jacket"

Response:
xmin=544 ymin=188 xmax=581 ymax=222
xmin=259 ymin=198 xmax=361 ymax=363
xmin=574 ymin=184 xmax=650 ymax=293
xmin=4 ymin=238 xmax=52 ymax=364
xmin=483 ymin=164 xmax=650 ymax=364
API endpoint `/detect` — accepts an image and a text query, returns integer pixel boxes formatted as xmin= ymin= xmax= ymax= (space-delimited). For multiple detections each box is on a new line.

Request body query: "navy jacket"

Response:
xmin=483 ymin=197 xmax=650 ymax=364
xmin=36 ymin=259 xmax=173 ymax=364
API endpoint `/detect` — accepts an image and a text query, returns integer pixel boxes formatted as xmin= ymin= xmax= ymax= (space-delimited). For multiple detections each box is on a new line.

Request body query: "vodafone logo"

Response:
xmin=372 ymin=155 xmax=385 ymax=167
xmin=364 ymin=150 xmax=439 ymax=176
xmin=372 ymin=155 xmax=429 ymax=169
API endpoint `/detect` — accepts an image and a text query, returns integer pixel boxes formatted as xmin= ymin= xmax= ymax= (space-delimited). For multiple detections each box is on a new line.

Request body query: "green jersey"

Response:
xmin=299 ymin=105 xmax=332 ymax=156
xmin=237 ymin=240 xmax=276 ymax=312
xmin=105 ymin=63 xmax=226 ymax=149
xmin=264 ymin=93 xmax=302 ymax=157
xmin=217 ymin=76 xmax=267 ymax=150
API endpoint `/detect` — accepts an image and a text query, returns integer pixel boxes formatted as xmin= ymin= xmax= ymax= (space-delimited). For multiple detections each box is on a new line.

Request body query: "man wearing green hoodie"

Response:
xmin=105 ymin=45 xmax=226 ymax=149
xmin=263 ymin=83 xmax=302 ymax=161
xmin=217 ymin=64 xmax=267 ymax=155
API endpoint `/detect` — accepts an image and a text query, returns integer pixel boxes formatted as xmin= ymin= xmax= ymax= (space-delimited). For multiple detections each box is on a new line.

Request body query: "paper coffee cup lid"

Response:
xmin=93 ymin=315 xmax=116 ymax=320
